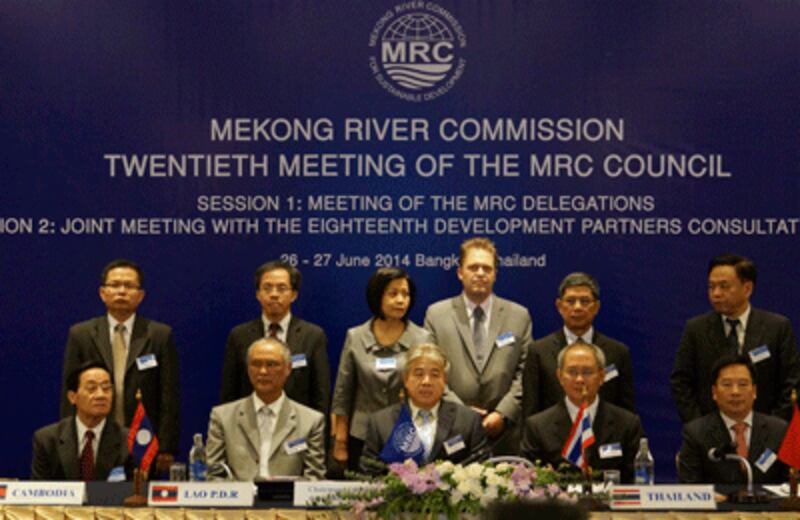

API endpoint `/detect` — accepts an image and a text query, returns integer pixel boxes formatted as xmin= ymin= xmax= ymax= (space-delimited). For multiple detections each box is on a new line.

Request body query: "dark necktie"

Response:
xmin=473 ymin=306 xmax=486 ymax=367
xmin=268 ymin=322 xmax=281 ymax=338
xmin=80 ymin=430 xmax=95 ymax=481
xmin=727 ymin=319 xmax=741 ymax=354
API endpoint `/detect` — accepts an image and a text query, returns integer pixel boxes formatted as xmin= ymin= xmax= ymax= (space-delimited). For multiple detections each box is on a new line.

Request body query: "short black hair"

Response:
xmin=66 ymin=360 xmax=111 ymax=393
xmin=558 ymin=272 xmax=600 ymax=300
xmin=254 ymin=260 xmax=302 ymax=291
xmin=708 ymin=254 xmax=757 ymax=285
xmin=711 ymin=354 xmax=756 ymax=386
xmin=101 ymin=259 xmax=143 ymax=287
xmin=365 ymin=267 xmax=416 ymax=321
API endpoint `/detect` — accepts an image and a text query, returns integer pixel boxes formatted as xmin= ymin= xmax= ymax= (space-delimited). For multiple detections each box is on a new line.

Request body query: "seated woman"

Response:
xmin=360 ymin=343 xmax=489 ymax=473
xmin=331 ymin=267 xmax=430 ymax=471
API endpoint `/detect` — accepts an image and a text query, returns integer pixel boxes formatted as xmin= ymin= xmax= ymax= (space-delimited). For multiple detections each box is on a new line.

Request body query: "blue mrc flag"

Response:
xmin=380 ymin=404 xmax=424 ymax=465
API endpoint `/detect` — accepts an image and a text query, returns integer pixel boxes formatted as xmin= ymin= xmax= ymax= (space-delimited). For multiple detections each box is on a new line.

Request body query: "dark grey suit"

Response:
xmin=678 ymin=411 xmax=788 ymax=484
xmin=360 ymin=401 xmax=489 ymax=473
xmin=60 ymin=316 xmax=180 ymax=453
xmin=32 ymin=417 xmax=130 ymax=480
xmin=671 ymin=308 xmax=800 ymax=423
xmin=219 ymin=316 xmax=330 ymax=414
xmin=520 ymin=400 xmax=644 ymax=483
xmin=523 ymin=329 xmax=635 ymax=417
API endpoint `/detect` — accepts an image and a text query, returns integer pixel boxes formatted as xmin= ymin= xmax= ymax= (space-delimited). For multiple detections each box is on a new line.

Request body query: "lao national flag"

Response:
xmin=561 ymin=401 xmax=595 ymax=470
xmin=151 ymin=485 xmax=178 ymax=502
xmin=778 ymin=402 xmax=800 ymax=469
xmin=380 ymin=404 xmax=425 ymax=465
xmin=128 ymin=399 xmax=159 ymax=473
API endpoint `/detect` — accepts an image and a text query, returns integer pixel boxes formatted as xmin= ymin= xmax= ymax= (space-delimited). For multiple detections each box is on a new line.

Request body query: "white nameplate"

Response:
xmin=0 ymin=482 xmax=84 ymax=505
xmin=610 ymin=485 xmax=716 ymax=510
xmin=293 ymin=480 xmax=380 ymax=507
xmin=147 ymin=481 xmax=255 ymax=507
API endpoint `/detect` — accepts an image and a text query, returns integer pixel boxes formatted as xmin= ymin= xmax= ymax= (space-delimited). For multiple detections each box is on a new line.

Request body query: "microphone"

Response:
xmin=707 ymin=442 xmax=737 ymax=462
xmin=707 ymin=442 xmax=756 ymax=499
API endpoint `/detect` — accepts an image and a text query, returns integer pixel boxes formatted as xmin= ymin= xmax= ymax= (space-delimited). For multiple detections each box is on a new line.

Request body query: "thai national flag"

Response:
xmin=561 ymin=401 xmax=595 ymax=470
xmin=127 ymin=397 xmax=160 ymax=473
xmin=0 ymin=484 xmax=7 ymax=500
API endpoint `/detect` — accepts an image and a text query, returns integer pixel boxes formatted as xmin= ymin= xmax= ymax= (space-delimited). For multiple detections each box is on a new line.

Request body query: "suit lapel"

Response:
xmin=450 ymin=297 xmax=480 ymax=372
xmin=95 ymin=421 xmax=122 ymax=479
xmin=484 ymin=297 xmax=505 ymax=369
xmin=58 ymin=419 xmax=80 ymax=480
xmin=286 ymin=316 xmax=301 ymax=349
xmin=126 ymin=317 xmax=149 ymax=372
xmin=91 ymin=318 xmax=114 ymax=372
xmin=269 ymin=398 xmax=297 ymax=460
xmin=742 ymin=309 xmax=764 ymax=354
xmin=429 ymin=402 xmax=455 ymax=461
xmin=748 ymin=413 xmax=768 ymax=462
xmin=550 ymin=402 xmax=572 ymax=463
xmin=236 ymin=399 xmax=261 ymax=458
xmin=705 ymin=313 xmax=731 ymax=356
xmin=589 ymin=401 xmax=613 ymax=465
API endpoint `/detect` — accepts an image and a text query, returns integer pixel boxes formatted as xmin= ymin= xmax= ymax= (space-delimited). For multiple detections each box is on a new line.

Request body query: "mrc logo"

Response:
xmin=369 ymin=2 xmax=467 ymax=102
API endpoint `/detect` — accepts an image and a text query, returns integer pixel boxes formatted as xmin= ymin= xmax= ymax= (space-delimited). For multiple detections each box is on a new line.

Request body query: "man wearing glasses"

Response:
xmin=60 ymin=259 xmax=179 ymax=473
xmin=219 ymin=260 xmax=330 ymax=417
xmin=521 ymin=341 xmax=644 ymax=483
xmin=523 ymin=272 xmax=635 ymax=417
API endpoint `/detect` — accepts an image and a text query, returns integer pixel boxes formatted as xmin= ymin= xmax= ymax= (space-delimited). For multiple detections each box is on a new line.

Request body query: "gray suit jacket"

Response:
xmin=360 ymin=401 xmax=490 ymax=474
xmin=671 ymin=308 xmax=800 ymax=423
xmin=520 ymin=400 xmax=644 ymax=483
xmin=678 ymin=411 xmax=788 ymax=485
xmin=219 ymin=315 xmax=330 ymax=414
xmin=523 ymin=329 xmax=635 ymax=417
xmin=331 ymin=319 xmax=431 ymax=440
xmin=424 ymin=295 xmax=531 ymax=424
xmin=60 ymin=315 xmax=180 ymax=453
xmin=206 ymin=394 xmax=325 ymax=481
xmin=32 ymin=417 xmax=130 ymax=480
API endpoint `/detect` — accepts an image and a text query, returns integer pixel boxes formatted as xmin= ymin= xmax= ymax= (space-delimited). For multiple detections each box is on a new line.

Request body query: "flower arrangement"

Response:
xmin=317 ymin=459 xmax=578 ymax=519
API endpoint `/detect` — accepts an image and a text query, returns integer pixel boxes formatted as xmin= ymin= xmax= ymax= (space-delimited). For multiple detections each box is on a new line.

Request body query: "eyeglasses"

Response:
xmin=103 ymin=282 xmax=141 ymax=291
xmin=561 ymin=297 xmax=596 ymax=307
xmin=260 ymin=284 xmax=292 ymax=294
xmin=563 ymin=368 xmax=598 ymax=379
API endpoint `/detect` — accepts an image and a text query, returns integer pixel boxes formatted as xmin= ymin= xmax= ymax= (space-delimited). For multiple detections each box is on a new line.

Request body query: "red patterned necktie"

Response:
xmin=733 ymin=422 xmax=748 ymax=458
xmin=80 ymin=430 xmax=95 ymax=481
xmin=268 ymin=322 xmax=281 ymax=338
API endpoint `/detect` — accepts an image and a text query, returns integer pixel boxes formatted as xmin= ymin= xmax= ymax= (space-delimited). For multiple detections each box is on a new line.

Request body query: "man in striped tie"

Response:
xmin=520 ymin=341 xmax=644 ymax=482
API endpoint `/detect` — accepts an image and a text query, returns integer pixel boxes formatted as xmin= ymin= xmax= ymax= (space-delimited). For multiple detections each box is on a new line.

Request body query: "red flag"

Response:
xmin=128 ymin=400 xmax=160 ymax=473
xmin=778 ymin=403 xmax=800 ymax=469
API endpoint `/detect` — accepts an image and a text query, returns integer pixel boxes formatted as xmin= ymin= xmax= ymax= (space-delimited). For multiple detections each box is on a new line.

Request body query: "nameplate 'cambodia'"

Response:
xmin=610 ymin=485 xmax=716 ymax=510
xmin=147 ymin=481 xmax=254 ymax=507
xmin=0 ymin=482 xmax=84 ymax=505
xmin=293 ymin=480 xmax=380 ymax=507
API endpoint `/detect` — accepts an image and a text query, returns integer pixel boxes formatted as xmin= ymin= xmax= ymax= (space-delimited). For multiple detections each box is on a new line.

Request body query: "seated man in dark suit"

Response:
xmin=33 ymin=361 xmax=130 ymax=480
xmin=521 ymin=341 xmax=644 ymax=482
xmin=361 ymin=343 xmax=489 ymax=472
xmin=678 ymin=355 xmax=788 ymax=484
xmin=524 ymin=272 xmax=635 ymax=417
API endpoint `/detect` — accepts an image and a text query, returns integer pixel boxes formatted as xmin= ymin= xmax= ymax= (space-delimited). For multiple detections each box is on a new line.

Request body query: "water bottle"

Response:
xmin=634 ymin=437 xmax=655 ymax=484
xmin=189 ymin=433 xmax=207 ymax=481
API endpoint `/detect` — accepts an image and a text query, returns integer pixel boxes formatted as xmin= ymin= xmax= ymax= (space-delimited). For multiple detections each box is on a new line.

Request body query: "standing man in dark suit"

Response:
xmin=424 ymin=237 xmax=532 ymax=454
xmin=220 ymin=260 xmax=330 ymax=417
xmin=521 ymin=341 xmax=644 ymax=482
xmin=678 ymin=355 xmax=788 ymax=484
xmin=60 ymin=259 xmax=178 ymax=473
xmin=671 ymin=254 xmax=800 ymax=423
xmin=361 ymin=343 xmax=489 ymax=472
xmin=35 ymin=361 xmax=130 ymax=480
xmin=523 ymin=272 xmax=635 ymax=417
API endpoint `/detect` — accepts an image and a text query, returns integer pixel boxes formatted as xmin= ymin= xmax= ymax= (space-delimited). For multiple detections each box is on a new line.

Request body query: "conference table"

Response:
xmin=1 ymin=483 xmax=797 ymax=520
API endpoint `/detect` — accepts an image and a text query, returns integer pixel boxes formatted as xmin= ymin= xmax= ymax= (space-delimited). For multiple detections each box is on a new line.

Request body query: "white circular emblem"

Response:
xmin=136 ymin=429 xmax=152 ymax=445
xmin=369 ymin=2 xmax=467 ymax=102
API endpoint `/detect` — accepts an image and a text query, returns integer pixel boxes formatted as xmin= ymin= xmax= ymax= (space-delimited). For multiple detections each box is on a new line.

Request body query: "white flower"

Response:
xmin=450 ymin=489 xmax=464 ymax=505
xmin=480 ymin=484 xmax=500 ymax=506
xmin=451 ymin=466 xmax=467 ymax=483
xmin=485 ymin=471 xmax=505 ymax=488
xmin=435 ymin=460 xmax=455 ymax=475
xmin=465 ymin=463 xmax=484 ymax=479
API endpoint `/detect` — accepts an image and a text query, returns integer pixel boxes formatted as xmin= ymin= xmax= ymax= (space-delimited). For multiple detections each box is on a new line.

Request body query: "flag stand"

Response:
xmin=123 ymin=468 xmax=148 ymax=507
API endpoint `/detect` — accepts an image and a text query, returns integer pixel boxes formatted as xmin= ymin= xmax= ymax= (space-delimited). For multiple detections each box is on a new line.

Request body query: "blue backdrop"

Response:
xmin=1 ymin=1 xmax=799 ymax=480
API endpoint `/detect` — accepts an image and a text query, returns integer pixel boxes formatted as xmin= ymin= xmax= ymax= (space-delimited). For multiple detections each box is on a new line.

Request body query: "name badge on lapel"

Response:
xmin=755 ymin=448 xmax=777 ymax=473
xmin=748 ymin=345 xmax=771 ymax=364
xmin=136 ymin=354 xmax=158 ymax=371
xmin=599 ymin=443 xmax=623 ymax=459
xmin=604 ymin=363 xmax=619 ymax=382
xmin=495 ymin=332 xmax=515 ymax=349
xmin=284 ymin=438 xmax=308 ymax=455
xmin=375 ymin=357 xmax=397 ymax=371
xmin=443 ymin=435 xmax=466 ymax=455
xmin=291 ymin=354 xmax=308 ymax=369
